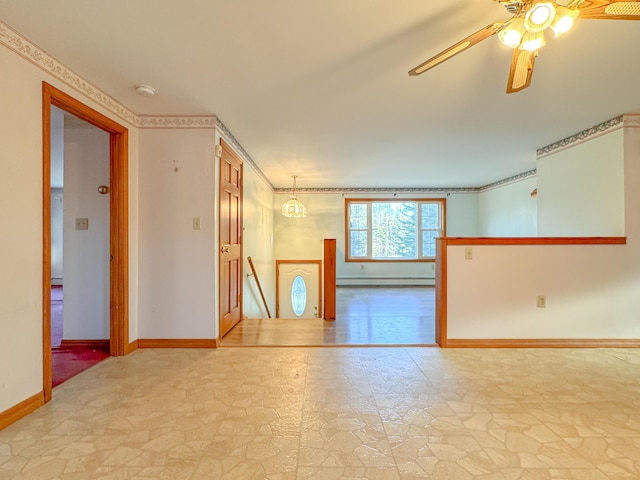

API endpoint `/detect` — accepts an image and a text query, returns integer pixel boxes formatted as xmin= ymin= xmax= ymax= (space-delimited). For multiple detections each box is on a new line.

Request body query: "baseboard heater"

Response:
xmin=337 ymin=276 xmax=435 ymax=287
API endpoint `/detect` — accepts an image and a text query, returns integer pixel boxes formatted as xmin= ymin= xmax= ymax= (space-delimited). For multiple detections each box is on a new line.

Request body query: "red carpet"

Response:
xmin=52 ymin=346 xmax=110 ymax=387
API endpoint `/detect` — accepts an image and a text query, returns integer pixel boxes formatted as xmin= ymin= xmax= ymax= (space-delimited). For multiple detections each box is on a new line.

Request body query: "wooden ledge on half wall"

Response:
xmin=438 ymin=237 xmax=627 ymax=246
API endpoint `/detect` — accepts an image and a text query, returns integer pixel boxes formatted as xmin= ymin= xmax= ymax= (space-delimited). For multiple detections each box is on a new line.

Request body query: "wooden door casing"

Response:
xmin=219 ymin=140 xmax=243 ymax=338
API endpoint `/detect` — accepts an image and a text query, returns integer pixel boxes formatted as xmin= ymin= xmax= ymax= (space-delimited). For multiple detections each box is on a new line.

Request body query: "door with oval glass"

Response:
xmin=276 ymin=260 xmax=322 ymax=318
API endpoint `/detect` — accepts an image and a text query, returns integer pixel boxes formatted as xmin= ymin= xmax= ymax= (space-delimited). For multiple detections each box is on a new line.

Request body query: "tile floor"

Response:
xmin=1 ymin=347 xmax=640 ymax=479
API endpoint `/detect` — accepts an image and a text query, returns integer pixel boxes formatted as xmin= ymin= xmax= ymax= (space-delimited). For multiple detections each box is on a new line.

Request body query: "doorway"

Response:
xmin=42 ymin=82 xmax=129 ymax=402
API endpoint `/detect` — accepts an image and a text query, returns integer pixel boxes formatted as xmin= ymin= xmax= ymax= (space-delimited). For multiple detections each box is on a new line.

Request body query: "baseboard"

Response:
xmin=0 ymin=392 xmax=45 ymax=431
xmin=58 ymin=339 xmax=110 ymax=352
xmin=137 ymin=338 xmax=219 ymax=349
xmin=447 ymin=338 xmax=640 ymax=348
xmin=126 ymin=339 xmax=139 ymax=354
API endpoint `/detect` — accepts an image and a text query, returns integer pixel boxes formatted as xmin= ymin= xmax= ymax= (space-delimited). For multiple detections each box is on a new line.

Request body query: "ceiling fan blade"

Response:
xmin=506 ymin=48 xmax=537 ymax=93
xmin=408 ymin=23 xmax=503 ymax=76
xmin=577 ymin=0 xmax=640 ymax=20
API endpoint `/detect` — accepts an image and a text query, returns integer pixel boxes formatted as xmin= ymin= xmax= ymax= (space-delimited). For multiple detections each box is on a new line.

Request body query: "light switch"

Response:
xmin=193 ymin=217 xmax=201 ymax=230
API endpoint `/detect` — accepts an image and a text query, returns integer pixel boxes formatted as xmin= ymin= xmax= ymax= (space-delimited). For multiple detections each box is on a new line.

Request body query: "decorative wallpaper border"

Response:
xmin=137 ymin=115 xmax=217 ymax=129
xmin=275 ymin=187 xmax=480 ymax=194
xmin=215 ymin=118 xmax=274 ymax=190
xmin=537 ymin=116 xmax=624 ymax=158
xmin=478 ymin=169 xmax=537 ymax=193
xmin=0 ymin=20 xmax=138 ymax=126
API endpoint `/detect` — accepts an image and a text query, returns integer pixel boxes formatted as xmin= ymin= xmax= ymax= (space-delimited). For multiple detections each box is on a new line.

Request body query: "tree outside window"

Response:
xmin=345 ymin=199 xmax=445 ymax=261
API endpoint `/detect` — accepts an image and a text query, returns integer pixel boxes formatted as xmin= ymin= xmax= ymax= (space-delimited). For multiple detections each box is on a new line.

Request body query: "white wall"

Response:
xmin=538 ymin=129 xmax=625 ymax=236
xmin=50 ymin=108 xmax=64 ymax=283
xmin=0 ymin=38 xmax=139 ymax=413
xmin=445 ymin=119 xmax=640 ymax=340
xmin=50 ymin=188 xmax=64 ymax=283
xmin=273 ymin=192 xmax=479 ymax=286
xmin=478 ymin=177 xmax=538 ymax=237
xmin=138 ymin=128 xmax=216 ymax=339
xmin=447 ymin=243 xmax=636 ymax=338
xmin=63 ymin=123 xmax=111 ymax=340
xmin=242 ymin=165 xmax=275 ymax=318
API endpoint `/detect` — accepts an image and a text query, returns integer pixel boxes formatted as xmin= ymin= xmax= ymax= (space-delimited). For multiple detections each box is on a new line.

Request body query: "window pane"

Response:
xmin=371 ymin=202 xmax=417 ymax=258
xmin=349 ymin=203 xmax=368 ymax=229
xmin=421 ymin=203 xmax=439 ymax=229
xmin=422 ymin=230 xmax=438 ymax=257
xmin=291 ymin=275 xmax=307 ymax=317
xmin=350 ymin=231 xmax=367 ymax=257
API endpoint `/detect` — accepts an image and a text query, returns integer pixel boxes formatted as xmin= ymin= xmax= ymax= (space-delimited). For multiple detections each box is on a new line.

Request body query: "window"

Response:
xmin=345 ymin=198 xmax=445 ymax=262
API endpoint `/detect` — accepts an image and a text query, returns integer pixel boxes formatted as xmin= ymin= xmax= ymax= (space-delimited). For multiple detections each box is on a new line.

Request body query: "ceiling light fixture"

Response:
xmin=135 ymin=85 xmax=156 ymax=97
xmin=498 ymin=1 xmax=578 ymax=50
xmin=281 ymin=175 xmax=307 ymax=218
xmin=525 ymin=2 xmax=556 ymax=32
xmin=550 ymin=6 xmax=580 ymax=36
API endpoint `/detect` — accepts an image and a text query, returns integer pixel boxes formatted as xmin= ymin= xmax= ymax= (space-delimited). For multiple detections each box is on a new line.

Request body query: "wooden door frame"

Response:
xmin=42 ymin=82 xmax=129 ymax=402
xmin=275 ymin=260 xmax=322 ymax=318
xmin=218 ymin=138 xmax=243 ymax=338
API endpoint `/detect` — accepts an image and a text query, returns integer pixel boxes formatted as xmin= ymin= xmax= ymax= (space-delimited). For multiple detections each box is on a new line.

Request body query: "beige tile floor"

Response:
xmin=1 ymin=347 xmax=640 ymax=479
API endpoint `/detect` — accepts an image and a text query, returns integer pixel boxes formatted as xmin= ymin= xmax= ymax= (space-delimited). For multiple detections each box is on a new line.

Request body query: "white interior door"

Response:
xmin=277 ymin=262 xmax=321 ymax=318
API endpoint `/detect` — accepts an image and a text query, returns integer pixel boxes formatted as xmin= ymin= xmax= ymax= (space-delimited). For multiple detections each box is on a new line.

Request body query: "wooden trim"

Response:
xmin=0 ymin=392 xmax=45 ymax=432
xmin=435 ymin=238 xmax=447 ymax=347
xmin=344 ymin=198 xmax=446 ymax=262
xmin=58 ymin=340 xmax=110 ymax=352
xmin=42 ymin=82 xmax=129 ymax=403
xmin=275 ymin=260 xmax=323 ymax=318
xmin=137 ymin=339 xmax=219 ymax=348
xmin=323 ymin=239 xmax=337 ymax=320
xmin=42 ymin=86 xmax=52 ymax=402
xmin=441 ymin=237 xmax=627 ymax=246
xmin=126 ymin=339 xmax=139 ymax=354
xmin=447 ymin=339 xmax=640 ymax=348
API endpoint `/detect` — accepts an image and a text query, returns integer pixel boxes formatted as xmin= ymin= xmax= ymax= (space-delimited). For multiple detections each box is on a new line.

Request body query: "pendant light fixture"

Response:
xmin=281 ymin=175 xmax=307 ymax=218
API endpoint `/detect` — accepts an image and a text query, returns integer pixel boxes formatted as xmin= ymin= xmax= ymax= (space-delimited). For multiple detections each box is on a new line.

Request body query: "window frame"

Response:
xmin=344 ymin=198 xmax=446 ymax=263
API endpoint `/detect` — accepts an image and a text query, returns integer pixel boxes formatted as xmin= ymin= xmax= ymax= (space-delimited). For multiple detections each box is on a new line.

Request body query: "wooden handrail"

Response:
xmin=247 ymin=257 xmax=271 ymax=318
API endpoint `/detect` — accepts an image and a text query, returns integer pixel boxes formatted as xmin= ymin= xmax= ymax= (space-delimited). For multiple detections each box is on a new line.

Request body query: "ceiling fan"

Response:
xmin=409 ymin=0 xmax=640 ymax=93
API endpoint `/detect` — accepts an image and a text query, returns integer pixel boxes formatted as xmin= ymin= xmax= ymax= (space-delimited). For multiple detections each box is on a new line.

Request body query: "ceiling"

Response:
xmin=1 ymin=0 xmax=639 ymax=189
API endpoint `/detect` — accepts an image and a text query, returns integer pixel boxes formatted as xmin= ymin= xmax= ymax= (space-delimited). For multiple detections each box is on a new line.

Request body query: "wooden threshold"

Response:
xmin=58 ymin=340 xmax=110 ymax=352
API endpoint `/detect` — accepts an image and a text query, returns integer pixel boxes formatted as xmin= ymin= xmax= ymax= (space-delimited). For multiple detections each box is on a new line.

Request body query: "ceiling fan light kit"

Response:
xmin=409 ymin=0 xmax=640 ymax=93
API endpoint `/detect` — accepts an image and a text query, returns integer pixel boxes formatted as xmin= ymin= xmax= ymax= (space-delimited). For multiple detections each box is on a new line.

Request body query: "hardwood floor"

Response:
xmin=221 ymin=286 xmax=436 ymax=347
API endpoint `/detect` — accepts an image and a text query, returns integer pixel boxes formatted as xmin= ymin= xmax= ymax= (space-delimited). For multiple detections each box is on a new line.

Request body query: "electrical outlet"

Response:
xmin=75 ymin=218 xmax=89 ymax=230
xmin=193 ymin=217 xmax=201 ymax=230
xmin=537 ymin=295 xmax=546 ymax=308
xmin=464 ymin=247 xmax=473 ymax=260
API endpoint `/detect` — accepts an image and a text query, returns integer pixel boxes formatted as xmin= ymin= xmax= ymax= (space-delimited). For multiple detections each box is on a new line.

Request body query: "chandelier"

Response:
xmin=281 ymin=175 xmax=307 ymax=218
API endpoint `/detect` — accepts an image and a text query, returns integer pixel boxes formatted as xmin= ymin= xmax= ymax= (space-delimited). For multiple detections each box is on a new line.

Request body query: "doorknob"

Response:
xmin=221 ymin=244 xmax=230 ymax=253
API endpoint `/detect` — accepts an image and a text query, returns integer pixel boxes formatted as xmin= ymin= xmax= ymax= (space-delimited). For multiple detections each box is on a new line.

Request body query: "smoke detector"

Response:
xmin=135 ymin=85 xmax=156 ymax=97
